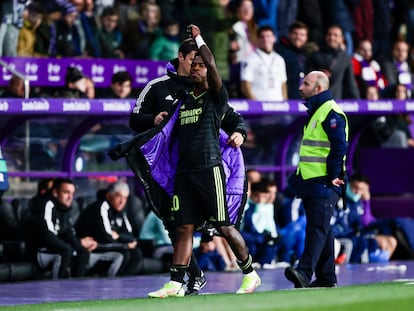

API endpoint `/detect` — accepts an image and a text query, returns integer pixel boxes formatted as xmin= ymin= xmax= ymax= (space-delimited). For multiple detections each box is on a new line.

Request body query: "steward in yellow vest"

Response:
xmin=284 ymin=71 xmax=348 ymax=289
xmin=288 ymin=90 xmax=348 ymax=198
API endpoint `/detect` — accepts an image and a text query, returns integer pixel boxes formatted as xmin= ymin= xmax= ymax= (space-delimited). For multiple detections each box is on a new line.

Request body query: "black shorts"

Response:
xmin=170 ymin=165 xmax=230 ymax=227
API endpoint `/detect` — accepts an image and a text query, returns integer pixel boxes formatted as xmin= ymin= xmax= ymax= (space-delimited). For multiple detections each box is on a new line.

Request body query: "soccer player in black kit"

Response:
xmin=130 ymin=37 xmax=247 ymax=296
xmin=148 ymin=24 xmax=261 ymax=298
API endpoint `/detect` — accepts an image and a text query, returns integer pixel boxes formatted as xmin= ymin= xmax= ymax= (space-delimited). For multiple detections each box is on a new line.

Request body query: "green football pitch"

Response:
xmin=2 ymin=280 xmax=414 ymax=311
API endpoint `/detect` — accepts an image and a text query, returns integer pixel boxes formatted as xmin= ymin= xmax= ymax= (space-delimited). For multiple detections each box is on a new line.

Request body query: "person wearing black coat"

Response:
xmin=75 ymin=181 xmax=143 ymax=276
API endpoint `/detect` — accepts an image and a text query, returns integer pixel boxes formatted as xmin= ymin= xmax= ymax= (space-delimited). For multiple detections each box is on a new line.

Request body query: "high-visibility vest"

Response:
xmin=0 ymin=147 xmax=9 ymax=191
xmin=297 ymin=100 xmax=349 ymax=180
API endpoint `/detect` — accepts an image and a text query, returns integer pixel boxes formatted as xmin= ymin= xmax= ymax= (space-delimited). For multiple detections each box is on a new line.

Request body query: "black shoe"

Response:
xmin=185 ymin=273 xmax=207 ymax=296
xmin=284 ymin=267 xmax=309 ymax=288
xmin=308 ymin=280 xmax=337 ymax=288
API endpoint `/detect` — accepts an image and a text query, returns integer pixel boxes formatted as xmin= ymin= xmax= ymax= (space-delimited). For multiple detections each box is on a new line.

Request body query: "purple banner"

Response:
xmin=0 ymin=98 xmax=134 ymax=114
xmin=0 ymin=57 xmax=167 ymax=88
xmin=1 ymin=98 xmax=414 ymax=115
xmin=0 ymin=58 xmax=413 ymax=115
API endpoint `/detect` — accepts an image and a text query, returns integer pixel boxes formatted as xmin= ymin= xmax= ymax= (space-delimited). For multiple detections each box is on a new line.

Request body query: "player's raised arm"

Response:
xmin=187 ymin=24 xmax=222 ymax=92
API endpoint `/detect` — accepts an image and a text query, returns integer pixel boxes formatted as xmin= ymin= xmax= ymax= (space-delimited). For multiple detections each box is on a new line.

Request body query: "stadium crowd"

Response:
xmin=1 ymin=0 xmax=414 ymax=101
xmin=1 ymin=0 xmax=414 ymax=286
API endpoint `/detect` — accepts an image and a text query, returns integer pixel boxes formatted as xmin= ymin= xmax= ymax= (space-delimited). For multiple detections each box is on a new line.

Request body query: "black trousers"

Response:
xmin=297 ymin=190 xmax=339 ymax=283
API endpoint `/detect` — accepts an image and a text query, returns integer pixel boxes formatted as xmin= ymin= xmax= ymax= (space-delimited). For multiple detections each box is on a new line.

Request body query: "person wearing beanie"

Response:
xmin=55 ymin=3 xmax=80 ymax=57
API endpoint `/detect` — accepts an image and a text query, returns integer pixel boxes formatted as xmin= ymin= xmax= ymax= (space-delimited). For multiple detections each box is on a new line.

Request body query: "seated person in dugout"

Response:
xmin=22 ymin=178 xmax=123 ymax=278
xmin=75 ymin=180 xmax=143 ymax=276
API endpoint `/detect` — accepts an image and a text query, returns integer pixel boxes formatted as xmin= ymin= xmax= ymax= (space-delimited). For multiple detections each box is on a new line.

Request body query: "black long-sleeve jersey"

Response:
xmin=177 ymin=86 xmax=230 ymax=172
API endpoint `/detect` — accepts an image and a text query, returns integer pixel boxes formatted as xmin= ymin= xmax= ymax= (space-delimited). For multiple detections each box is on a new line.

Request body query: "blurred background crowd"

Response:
xmin=1 ymin=0 xmax=414 ymax=283
xmin=2 ymin=0 xmax=414 ymax=101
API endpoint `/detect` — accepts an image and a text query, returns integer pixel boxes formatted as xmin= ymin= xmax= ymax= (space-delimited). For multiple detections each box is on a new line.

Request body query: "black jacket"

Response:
xmin=129 ymin=59 xmax=247 ymax=138
xmin=26 ymin=194 xmax=82 ymax=254
xmin=75 ymin=199 xmax=136 ymax=244
xmin=306 ymin=45 xmax=360 ymax=99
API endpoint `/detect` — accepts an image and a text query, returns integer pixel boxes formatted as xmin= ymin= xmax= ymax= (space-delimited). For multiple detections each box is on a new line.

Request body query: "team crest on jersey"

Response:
xmin=55 ymin=219 xmax=60 ymax=232
xmin=115 ymin=217 xmax=123 ymax=227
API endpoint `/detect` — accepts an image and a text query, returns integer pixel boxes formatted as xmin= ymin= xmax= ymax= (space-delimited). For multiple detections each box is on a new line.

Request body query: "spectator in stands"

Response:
xmin=0 ymin=74 xmax=27 ymax=98
xmin=69 ymin=0 xmax=86 ymax=12
xmin=240 ymin=25 xmax=287 ymax=101
xmin=228 ymin=0 xmax=257 ymax=98
xmin=93 ymin=0 xmax=116 ymax=16
xmin=324 ymin=0 xmax=358 ymax=56
xmin=365 ymin=84 xmax=414 ymax=148
xmin=305 ymin=25 xmax=360 ymax=99
xmin=120 ymin=0 xmax=162 ymax=59
xmin=276 ymin=1 xmax=299 ymax=39
xmin=186 ymin=0 xmax=233 ymax=89
xmin=364 ymin=85 xmax=380 ymax=101
xmin=378 ymin=84 xmax=414 ymax=148
xmin=372 ymin=0 xmax=394 ymax=60
xmin=100 ymin=70 xmax=133 ymax=99
xmin=230 ymin=0 xmax=258 ymax=63
xmin=331 ymin=173 xmax=398 ymax=263
xmin=352 ymin=0 xmax=374 ymax=45
xmin=276 ymin=21 xmax=310 ymax=99
xmin=347 ymin=173 xmax=379 ymax=227
xmin=266 ymin=176 xmax=284 ymax=228
xmin=66 ymin=0 xmax=90 ymax=56
xmin=194 ymin=234 xmax=226 ymax=272
xmin=114 ymin=0 xmax=140 ymax=32
xmin=275 ymin=187 xmax=306 ymax=265
xmin=57 ymin=66 xmax=88 ymax=98
xmin=0 ymin=0 xmax=28 ymax=56
xmin=352 ymin=39 xmax=387 ymax=98
xmin=296 ymin=0 xmax=324 ymax=46
xmin=75 ymin=180 xmax=144 ymax=276
xmin=157 ymin=0 xmax=190 ymax=34
xmin=240 ymin=25 xmax=287 ymax=164
xmin=79 ymin=0 xmax=102 ymax=57
xmin=16 ymin=1 xmax=44 ymax=57
xmin=381 ymin=40 xmax=414 ymax=98
xmin=403 ymin=0 xmax=414 ymax=48
xmin=251 ymin=0 xmax=279 ymax=34
xmin=33 ymin=2 xmax=63 ymax=57
xmin=55 ymin=3 xmax=80 ymax=57
xmin=98 ymin=6 xmax=124 ymax=59
xmin=149 ymin=19 xmax=180 ymax=61
xmin=395 ymin=82 xmax=409 ymax=100
xmin=240 ymin=179 xmax=279 ymax=268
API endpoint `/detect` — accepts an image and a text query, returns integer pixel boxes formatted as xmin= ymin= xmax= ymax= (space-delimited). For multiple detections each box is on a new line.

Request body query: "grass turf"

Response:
xmin=3 ymin=281 xmax=414 ymax=311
